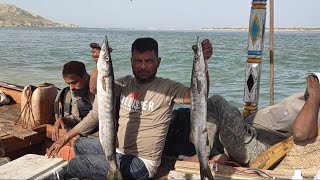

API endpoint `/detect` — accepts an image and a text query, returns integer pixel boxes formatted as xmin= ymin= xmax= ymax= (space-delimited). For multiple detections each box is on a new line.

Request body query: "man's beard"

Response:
xmin=133 ymin=69 xmax=157 ymax=83
xmin=71 ymin=88 xmax=88 ymax=97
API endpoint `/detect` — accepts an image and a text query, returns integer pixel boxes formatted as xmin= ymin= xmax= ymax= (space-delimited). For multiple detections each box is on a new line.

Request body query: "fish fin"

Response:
xmin=101 ymin=78 xmax=106 ymax=91
xmin=197 ymin=79 xmax=202 ymax=94
xmin=107 ymin=169 xmax=123 ymax=180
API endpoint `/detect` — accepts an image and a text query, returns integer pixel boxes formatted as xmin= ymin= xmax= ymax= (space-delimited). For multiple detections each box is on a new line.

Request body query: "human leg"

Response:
xmin=73 ymin=137 xmax=103 ymax=155
xmin=70 ymin=136 xmax=149 ymax=179
xmin=119 ymin=154 xmax=149 ymax=180
xmin=67 ymin=137 xmax=108 ymax=179
xmin=206 ymin=95 xmax=269 ymax=165
xmin=66 ymin=154 xmax=110 ymax=179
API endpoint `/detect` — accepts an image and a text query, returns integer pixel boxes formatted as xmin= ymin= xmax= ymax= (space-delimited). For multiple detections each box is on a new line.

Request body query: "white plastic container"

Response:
xmin=0 ymin=154 xmax=68 ymax=179
xmin=292 ymin=169 xmax=303 ymax=180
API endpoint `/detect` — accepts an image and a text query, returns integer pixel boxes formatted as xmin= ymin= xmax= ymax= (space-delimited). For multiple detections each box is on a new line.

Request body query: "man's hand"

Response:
xmin=192 ymin=39 xmax=213 ymax=60
xmin=305 ymin=75 xmax=320 ymax=104
xmin=46 ymin=136 xmax=69 ymax=158
xmin=52 ymin=118 xmax=66 ymax=141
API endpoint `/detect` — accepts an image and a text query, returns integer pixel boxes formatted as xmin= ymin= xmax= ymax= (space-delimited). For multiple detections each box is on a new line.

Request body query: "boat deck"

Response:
xmin=0 ymin=103 xmax=20 ymax=123
xmin=0 ymin=82 xmax=50 ymax=160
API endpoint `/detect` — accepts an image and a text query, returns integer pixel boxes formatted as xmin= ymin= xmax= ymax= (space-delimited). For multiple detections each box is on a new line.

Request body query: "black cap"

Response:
xmin=90 ymin=42 xmax=101 ymax=49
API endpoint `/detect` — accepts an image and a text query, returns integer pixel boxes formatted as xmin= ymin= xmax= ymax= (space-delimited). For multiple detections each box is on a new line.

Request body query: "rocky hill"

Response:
xmin=0 ymin=4 xmax=78 ymax=27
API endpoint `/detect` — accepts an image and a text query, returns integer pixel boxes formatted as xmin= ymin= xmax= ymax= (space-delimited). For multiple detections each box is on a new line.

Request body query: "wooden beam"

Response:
xmin=250 ymin=136 xmax=293 ymax=169
xmin=0 ymin=103 xmax=21 ymax=124
xmin=1 ymin=132 xmax=45 ymax=153
xmin=0 ymin=118 xmax=38 ymax=140
xmin=174 ymin=160 xmax=292 ymax=179
xmin=269 ymin=0 xmax=275 ymax=105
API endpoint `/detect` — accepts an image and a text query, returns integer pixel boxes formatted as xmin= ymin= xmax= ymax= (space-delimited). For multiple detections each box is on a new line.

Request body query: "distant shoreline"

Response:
xmin=201 ymin=27 xmax=320 ymax=32
xmin=1 ymin=26 xmax=320 ymax=32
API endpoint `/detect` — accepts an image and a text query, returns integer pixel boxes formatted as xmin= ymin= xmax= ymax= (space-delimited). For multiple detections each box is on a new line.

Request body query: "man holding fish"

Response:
xmin=47 ymin=34 xmax=320 ymax=179
xmin=48 ymin=37 xmax=213 ymax=179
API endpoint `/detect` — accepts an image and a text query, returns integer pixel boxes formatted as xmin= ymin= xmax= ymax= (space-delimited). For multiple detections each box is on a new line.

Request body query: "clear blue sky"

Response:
xmin=1 ymin=0 xmax=319 ymax=29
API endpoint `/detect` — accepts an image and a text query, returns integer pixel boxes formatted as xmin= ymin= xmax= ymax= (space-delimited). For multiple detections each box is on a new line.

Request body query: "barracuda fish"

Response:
xmin=190 ymin=37 xmax=214 ymax=180
xmin=97 ymin=36 xmax=122 ymax=179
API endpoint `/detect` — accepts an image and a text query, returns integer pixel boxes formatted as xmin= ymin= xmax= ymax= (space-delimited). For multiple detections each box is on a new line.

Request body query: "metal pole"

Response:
xmin=269 ymin=0 xmax=275 ymax=105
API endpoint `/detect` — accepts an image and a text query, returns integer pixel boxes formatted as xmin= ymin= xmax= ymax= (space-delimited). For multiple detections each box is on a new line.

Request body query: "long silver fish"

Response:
xmin=190 ymin=37 xmax=214 ymax=180
xmin=97 ymin=36 xmax=122 ymax=179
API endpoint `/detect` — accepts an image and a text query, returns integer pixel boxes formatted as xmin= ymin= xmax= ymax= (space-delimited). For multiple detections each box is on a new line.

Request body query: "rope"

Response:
xmin=15 ymin=86 xmax=32 ymax=125
xmin=15 ymin=86 xmax=37 ymax=127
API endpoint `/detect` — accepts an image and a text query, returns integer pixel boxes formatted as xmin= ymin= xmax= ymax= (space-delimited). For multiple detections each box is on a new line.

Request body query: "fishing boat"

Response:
xmin=0 ymin=0 xmax=317 ymax=178
xmin=0 ymin=82 xmax=294 ymax=180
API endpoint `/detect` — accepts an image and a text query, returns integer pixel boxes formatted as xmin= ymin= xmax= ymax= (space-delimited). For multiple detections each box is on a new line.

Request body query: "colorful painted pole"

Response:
xmin=243 ymin=0 xmax=267 ymax=118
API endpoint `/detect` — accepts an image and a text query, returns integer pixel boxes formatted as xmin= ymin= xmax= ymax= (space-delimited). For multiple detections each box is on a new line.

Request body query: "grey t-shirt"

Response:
xmin=116 ymin=76 xmax=188 ymax=162
xmin=73 ymin=76 xmax=189 ymax=160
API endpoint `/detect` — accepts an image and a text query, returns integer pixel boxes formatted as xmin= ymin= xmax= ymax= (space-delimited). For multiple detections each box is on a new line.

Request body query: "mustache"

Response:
xmin=138 ymin=69 xmax=150 ymax=74
xmin=71 ymin=89 xmax=87 ymax=97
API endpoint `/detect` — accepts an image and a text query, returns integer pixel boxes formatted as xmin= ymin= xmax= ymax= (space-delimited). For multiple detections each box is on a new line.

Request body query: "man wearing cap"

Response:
xmin=51 ymin=61 xmax=95 ymax=141
xmin=89 ymin=42 xmax=101 ymax=94
xmin=89 ymin=42 xmax=101 ymax=63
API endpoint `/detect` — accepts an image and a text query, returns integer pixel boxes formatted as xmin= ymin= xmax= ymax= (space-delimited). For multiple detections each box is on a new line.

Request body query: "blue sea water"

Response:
xmin=0 ymin=27 xmax=319 ymax=109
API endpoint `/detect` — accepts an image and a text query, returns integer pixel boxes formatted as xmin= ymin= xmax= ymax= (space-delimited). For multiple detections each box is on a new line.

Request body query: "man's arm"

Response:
xmin=292 ymin=76 xmax=320 ymax=142
xmin=183 ymin=39 xmax=212 ymax=104
xmin=52 ymin=96 xmax=82 ymax=141
xmin=90 ymin=66 xmax=98 ymax=94
xmin=47 ymin=98 xmax=99 ymax=158
xmin=46 ymin=128 xmax=80 ymax=158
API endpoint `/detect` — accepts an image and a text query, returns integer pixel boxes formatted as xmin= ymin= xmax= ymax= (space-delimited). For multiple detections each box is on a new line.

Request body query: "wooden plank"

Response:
xmin=0 ymin=118 xmax=38 ymax=140
xmin=251 ymin=128 xmax=320 ymax=170
xmin=0 ymin=154 xmax=67 ymax=179
xmin=32 ymin=124 xmax=48 ymax=134
xmin=0 ymin=130 xmax=45 ymax=153
xmin=250 ymin=136 xmax=294 ymax=169
xmin=0 ymin=103 xmax=21 ymax=121
xmin=171 ymin=169 xmax=257 ymax=180
xmin=167 ymin=170 xmax=201 ymax=180
xmin=174 ymin=160 xmax=292 ymax=179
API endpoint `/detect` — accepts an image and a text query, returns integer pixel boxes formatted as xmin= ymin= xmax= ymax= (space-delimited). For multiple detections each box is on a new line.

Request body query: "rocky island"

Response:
xmin=0 ymin=4 xmax=78 ymax=28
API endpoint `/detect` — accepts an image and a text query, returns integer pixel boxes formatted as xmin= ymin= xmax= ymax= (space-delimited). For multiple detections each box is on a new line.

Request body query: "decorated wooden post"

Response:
xmin=243 ymin=0 xmax=267 ymax=118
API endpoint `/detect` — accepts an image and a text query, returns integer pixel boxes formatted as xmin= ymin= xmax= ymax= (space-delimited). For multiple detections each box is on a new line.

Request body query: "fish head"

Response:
xmin=97 ymin=36 xmax=112 ymax=74
xmin=193 ymin=37 xmax=206 ymax=72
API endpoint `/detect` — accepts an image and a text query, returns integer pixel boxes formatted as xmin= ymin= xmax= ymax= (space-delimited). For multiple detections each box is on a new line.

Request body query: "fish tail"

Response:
xmin=107 ymin=169 xmax=123 ymax=180
xmin=200 ymin=165 xmax=214 ymax=180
